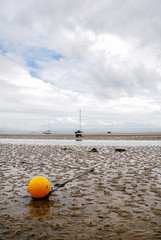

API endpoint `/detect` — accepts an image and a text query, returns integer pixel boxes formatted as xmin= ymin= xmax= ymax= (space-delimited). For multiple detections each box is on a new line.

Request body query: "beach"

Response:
xmin=0 ymin=134 xmax=161 ymax=239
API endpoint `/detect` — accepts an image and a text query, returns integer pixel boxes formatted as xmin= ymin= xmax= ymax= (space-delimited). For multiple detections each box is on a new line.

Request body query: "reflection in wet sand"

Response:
xmin=0 ymin=142 xmax=161 ymax=239
xmin=29 ymin=198 xmax=52 ymax=218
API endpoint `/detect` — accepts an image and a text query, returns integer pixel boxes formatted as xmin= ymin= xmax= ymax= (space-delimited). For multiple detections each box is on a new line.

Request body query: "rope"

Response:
xmin=50 ymin=167 xmax=94 ymax=193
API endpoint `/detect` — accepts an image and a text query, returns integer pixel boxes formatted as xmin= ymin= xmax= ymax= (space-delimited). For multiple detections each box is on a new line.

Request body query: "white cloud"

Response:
xmin=0 ymin=0 xmax=161 ymax=132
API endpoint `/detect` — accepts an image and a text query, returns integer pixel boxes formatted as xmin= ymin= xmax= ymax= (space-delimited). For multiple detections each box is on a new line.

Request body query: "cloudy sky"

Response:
xmin=0 ymin=0 xmax=161 ymax=132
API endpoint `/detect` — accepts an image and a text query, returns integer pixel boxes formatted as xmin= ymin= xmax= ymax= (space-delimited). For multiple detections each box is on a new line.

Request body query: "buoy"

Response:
xmin=28 ymin=176 xmax=51 ymax=198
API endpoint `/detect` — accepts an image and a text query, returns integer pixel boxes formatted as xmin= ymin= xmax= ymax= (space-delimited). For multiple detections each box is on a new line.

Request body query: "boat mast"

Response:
xmin=79 ymin=110 xmax=81 ymax=130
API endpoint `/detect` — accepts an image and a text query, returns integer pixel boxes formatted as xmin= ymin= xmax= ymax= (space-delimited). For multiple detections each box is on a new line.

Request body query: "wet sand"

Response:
xmin=0 ymin=138 xmax=161 ymax=239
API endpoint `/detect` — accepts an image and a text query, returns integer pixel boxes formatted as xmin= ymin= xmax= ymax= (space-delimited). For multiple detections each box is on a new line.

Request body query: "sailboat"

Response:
xmin=75 ymin=110 xmax=83 ymax=141
xmin=43 ymin=121 xmax=52 ymax=134
xmin=43 ymin=129 xmax=52 ymax=134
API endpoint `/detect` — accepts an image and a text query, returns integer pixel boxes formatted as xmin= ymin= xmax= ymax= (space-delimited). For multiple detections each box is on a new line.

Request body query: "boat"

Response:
xmin=75 ymin=129 xmax=83 ymax=141
xmin=75 ymin=110 xmax=83 ymax=141
xmin=43 ymin=129 xmax=52 ymax=134
xmin=43 ymin=121 xmax=52 ymax=134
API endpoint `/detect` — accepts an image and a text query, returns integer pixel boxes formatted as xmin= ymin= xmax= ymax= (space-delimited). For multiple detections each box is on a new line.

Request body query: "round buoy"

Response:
xmin=28 ymin=176 xmax=51 ymax=198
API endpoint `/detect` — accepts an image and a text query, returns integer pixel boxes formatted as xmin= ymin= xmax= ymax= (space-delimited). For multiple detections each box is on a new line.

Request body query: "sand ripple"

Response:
xmin=0 ymin=143 xmax=161 ymax=240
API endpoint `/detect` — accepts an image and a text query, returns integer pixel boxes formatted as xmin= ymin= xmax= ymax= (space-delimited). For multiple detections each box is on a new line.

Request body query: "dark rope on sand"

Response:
xmin=50 ymin=167 xmax=94 ymax=193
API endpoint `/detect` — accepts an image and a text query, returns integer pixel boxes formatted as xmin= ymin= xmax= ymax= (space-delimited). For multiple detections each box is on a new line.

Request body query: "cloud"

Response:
xmin=0 ymin=0 xmax=161 ymax=132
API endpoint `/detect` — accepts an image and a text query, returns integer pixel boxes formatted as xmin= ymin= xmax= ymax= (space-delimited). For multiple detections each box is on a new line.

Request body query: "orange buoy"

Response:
xmin=28 ymin=176 xmax=51 ymax=198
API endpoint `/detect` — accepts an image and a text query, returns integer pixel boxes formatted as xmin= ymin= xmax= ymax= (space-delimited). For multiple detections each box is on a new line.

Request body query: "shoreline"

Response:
xmin=0 ymin=132 xmax=161 ymax=140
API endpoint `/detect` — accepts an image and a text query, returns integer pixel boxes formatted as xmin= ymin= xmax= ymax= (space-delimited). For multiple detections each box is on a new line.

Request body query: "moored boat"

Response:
xmin=43 ymin=130 xmax=52 ymax=134
xmin=75 ymin=129 xmax=83 ymax=141
xmin=75 ymin=110 xmax=83 ymax=141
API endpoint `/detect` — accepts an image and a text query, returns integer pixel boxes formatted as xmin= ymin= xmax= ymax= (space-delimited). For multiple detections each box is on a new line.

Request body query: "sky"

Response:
xmin=0 ymin=0 xmax=161 ymax=133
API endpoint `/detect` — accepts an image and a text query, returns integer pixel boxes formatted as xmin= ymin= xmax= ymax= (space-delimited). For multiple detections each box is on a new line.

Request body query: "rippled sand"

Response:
xmin=0 ymin=143 xmax=161 ymax=240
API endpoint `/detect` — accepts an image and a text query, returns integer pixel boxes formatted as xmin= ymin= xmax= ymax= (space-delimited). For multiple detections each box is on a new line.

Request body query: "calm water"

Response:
xmin=0 ymin=138 xmax=161 ymax=146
